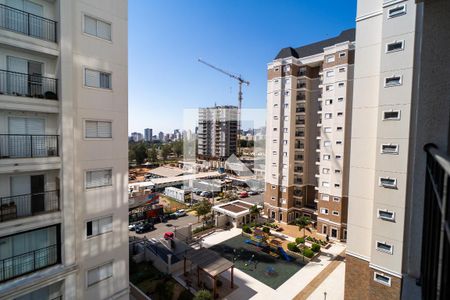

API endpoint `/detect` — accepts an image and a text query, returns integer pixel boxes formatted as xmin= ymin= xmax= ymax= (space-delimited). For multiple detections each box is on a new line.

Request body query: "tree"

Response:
xmin=172 ymin=140 xmax=183 ymax=157
xmin=296 ymin=216 xmax=312 ymax=237
xmin=194 ymin=290 xmax=212 ymax=300
xmin=161 ymin=144 xmax=172 ymax=161
xmin=193 ymin=200 xmax=212 ymax=222
xmin=147 ymin=145 xmax=158 ymax=162
xmin=128 ymin=149 xmax=136 ymax=162
xmin=249 ymin=204 xmax=261 ymax=223
xmin=132 ymin=142 xmax=148 ymax=165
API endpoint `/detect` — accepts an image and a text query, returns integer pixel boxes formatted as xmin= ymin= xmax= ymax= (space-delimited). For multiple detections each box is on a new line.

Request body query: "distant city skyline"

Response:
xmin=128 ymin=0 xmax=356 ymax=133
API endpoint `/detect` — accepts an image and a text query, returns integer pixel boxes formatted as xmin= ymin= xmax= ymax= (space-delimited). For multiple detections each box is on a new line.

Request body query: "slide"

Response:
xmin=245 ymin=239 xmax=261 ymax=247
xmin=277 ymin=246 xmax=292 ymax=262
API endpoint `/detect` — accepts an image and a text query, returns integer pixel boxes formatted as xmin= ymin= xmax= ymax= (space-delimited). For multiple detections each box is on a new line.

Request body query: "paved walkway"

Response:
xmin=293 ymin=251 xmax=345 ymax=300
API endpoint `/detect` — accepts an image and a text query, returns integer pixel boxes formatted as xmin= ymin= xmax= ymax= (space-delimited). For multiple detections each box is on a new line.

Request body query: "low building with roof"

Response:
xmin=212 ymin=200 xmax=262 ymax=228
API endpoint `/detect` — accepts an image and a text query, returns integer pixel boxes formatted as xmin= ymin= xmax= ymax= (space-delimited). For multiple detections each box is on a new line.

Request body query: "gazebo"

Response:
xmin=184 ymin=248 xmax=234 ymax=297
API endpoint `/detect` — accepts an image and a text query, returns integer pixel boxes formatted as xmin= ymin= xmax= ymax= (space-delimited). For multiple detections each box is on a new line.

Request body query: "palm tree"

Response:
xmin=296 ymin=216 xmax=312 ymax=237
xmin=249 ymin=204 xmax=262 ymax=223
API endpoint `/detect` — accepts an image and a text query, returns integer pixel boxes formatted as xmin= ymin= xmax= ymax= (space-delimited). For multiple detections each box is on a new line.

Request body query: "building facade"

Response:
xmin=144 ymin=128 xmax=152 ymax=142
xmin=197 ymin=105 xmax=238 ymax=160
xmin=0 ymin=0 xmax=129 ymax=299
xmin=264 ymin=29 xmax=355 ymax=230
xmin=345 ymin=0 xmax=450 ymax=299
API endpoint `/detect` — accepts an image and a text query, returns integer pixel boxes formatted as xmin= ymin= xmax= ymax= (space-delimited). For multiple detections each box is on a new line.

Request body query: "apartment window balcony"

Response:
xmin=0 ymin=225 xmax=60 ymax=283
xmin=0 ymin=190 xmax=59 ymax=223
xmin=295 ymin=119 xmax=305 ymax=126
xmin=0 ymin=4 xmax=57 ymax=42
xmin=296 ymin=93 xmax=306 ymax=101
xmin=0 ymin=134 xmax=59 ymax=159
xmin=296 ymin=107 xmax=305 ymax=113
xmin=0 ymin=69 xmax=58 ymax=100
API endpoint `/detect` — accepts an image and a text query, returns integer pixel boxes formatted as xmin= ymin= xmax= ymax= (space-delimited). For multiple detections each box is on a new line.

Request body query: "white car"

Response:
xmin=174 ymin=209 xmax=186 ymax=217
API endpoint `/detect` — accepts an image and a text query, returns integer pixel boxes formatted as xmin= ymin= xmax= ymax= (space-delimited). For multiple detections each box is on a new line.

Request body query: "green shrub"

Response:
xmin=296 ymin=237 xmax=305 ymax=244
xmin=194 ymin=289 xmax=213 ymax=300
xmin=311 ymin=243 xmax=321 ymax=252
xmin=306 ymin=236 xmax=313 ymax=241
xmin=262 ymin=227 xmax=270 ymax=234
xmin=287 ymin=242 xmax=299 ymax=252
xmin=242 ymin=225 xmax=252 ymax=234
xmin=303 ymin=247 xmax=314 ymax=258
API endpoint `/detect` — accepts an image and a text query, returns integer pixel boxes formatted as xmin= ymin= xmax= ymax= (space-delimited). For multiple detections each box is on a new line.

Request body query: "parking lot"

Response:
xmin=129 ymin=213 xmax=199 ymax=240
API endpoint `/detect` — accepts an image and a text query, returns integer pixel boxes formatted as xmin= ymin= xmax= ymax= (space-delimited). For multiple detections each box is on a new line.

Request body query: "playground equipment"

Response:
xmin=244 ymin=233 xmax=295 ymax=261
xmin=265 ymin=266 xmax=277 ymax=276
xmin=277 ymin=246 xmax=292 ymax=262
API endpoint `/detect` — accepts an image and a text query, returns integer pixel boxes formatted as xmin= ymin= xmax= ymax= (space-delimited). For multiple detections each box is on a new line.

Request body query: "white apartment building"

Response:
xmin=345 ymin=0 xmax=450 ymax=299
xmin=0 ymin=1 xmax=129 ymax=299
xmin=197 ymin=105 xmax=238 ymax=160
xmin=264 ymin=29 xmax=354 ymax=228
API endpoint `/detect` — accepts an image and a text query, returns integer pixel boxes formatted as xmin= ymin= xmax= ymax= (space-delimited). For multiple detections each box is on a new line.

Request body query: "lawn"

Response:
xmin=209 ymin=234 xmax=305 ymax=289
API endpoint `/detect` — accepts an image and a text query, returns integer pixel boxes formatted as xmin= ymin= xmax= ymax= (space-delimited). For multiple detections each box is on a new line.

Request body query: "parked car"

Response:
xmin=128 ymin=223 xmax=138 ymax=231
xmin=135 ymin=222 xmax=155 ymax=234
xmin=174 ymin=209 xmax=186 ymax=217
xmin=239 ymin=191 xmax=249 ymax=198
xmin=248 ymin=190 xmax=258 ymax=195
xmin=195 ymin=190 xmax=203 ymax=195
xmin=164 ymin=232 xmax=174 ymax=240
xmin=168 ymin=213 xmax=178 ymax=220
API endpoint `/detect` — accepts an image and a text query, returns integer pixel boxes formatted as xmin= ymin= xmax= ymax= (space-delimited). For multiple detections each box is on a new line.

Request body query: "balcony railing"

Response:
xmin=421 ymin=144 xmax=450 ymax=299
xmin=0 ymin=244 xmax=59 ymax=282
xmin=0 ymin=134 xmax=59 ymax=159
xmin=0 ymin=190 xmax=59 ymax=223
xmin=0 ymin=4 xmax=57 ymax=42
xmin=0 ymin=69 xmax=57 ymax=100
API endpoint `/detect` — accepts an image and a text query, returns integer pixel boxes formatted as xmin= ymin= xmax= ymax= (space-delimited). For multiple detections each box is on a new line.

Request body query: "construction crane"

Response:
xmin=198 ymin=58 xmax=250 ymax=155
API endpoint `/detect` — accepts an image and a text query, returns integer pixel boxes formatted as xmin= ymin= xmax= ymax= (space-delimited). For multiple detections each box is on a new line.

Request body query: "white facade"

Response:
xmin=0 ymin=1 xmax=129 ymax=299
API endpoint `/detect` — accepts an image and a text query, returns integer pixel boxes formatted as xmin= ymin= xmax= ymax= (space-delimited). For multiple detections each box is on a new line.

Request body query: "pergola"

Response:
xmin=184 ymin=248 xmax=234 ymax=298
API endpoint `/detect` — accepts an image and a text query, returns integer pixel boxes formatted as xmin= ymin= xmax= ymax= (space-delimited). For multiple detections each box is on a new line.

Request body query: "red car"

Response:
xmin=164 ymin=232 xmax=174 ymax=240
xmin=239 ymin=191 xmax=248 ymax=198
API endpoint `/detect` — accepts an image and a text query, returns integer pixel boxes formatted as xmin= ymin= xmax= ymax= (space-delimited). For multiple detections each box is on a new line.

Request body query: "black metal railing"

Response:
xmin=0 ymin=4 xmax=57 ymax=42
xmin=0 ymin=244 xmax=59 ymax=282
xmin=0 ymin=69 xmax=58 ymax=99
xmin=421 ymin=144 xmax=449 ymax=300
xmin=0 ymin=190 xmax=59 ymax=222
xmin=0 ymin=134 xmax=59 ymax=159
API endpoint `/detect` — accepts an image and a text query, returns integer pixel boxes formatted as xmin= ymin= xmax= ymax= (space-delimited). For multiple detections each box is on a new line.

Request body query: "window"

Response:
xmin=273 ymin=127 xmax=277 ymax=131
xmin=85 ymin=120 xmax=112 ymax=138
xmin=332 ymin=211 xmax=339 ymax=216
xmin=87 ymin=216 xmax=113 ymax=237
xmin=284 ymin=103 xmax=289 ymax=108
xmin=323 ymin=155 xmax=331 ymax=160
xmin=335 ymin=169 xmax=341 ymax=174
xmin=283 ymin=128 xmax=288 ymax=133
xmin=325 ymin=85 xmax=334 ymax=91
xmin=339 ymin=67 xmax=346 ymax=73
xmin=337 ymin=112 xmax=343 ymax=117
xmin=383 ymin=110 xmax=401 ymax=120
xmin=320 ymin=208 xmax=329 ymax=214
xmin=283 ymin=140 xmax=288 ymax=144
xmin=324 ymin=127 xmax=332 ymax=133
xmin=274 ymin=116 xmax=278 ymax=120
xmin=333 ymin=196 xmax=340 ymax=202
xmin=285 ymin=91 xmax=290 ymax=96
xmin=337 ymin=126 xmax=343 ymax=131
xmin=87 ymin=262 xmax=113 ymax=287
xmin=282 ymin=164 xmax=288 ymax=169
xmin=325 ymin=99 xmax=333 ymax=105
xmin=283 ymin=65 xmax=290 ymax=72
xmin=386 ymin=40 xmax=405 ymax=53
xmin=338 ymin=82 xmax=345 ymax=88
xmin=336 ymin=141 xmax=342 ymax=145
xmin=284 ymin=116 xmax=289 ymax=121
xmin=272 ymin=174 xmax=276 ymax=179
xmin=273 ymin=139 xmax=277 ymax=143
xmin=334 ymin=183 xmax=340 ymax=188
xmin=379 ymin=177 xmax=397 ymax=189
xmin=281 ymin=198 xmax=287 ymax=204
xmin=274 ymin=67 xmax=279 ymax=72
xmin=274 ymin=91 xmax=279 ymax=96
xmin=84 ymin=15 xmax=112 ymax=41
xmin=272 ymin=151 xmax=277 ymax=155
xmin=322 ymin=181 xmax=330 ymax=188
xmin=273 ymin=103 xmax=278 ymax=107
xmin=324 ymin=141 xmax=332 ymax=147
xmin=339 ymin=52 xmax=346 ymax=58
xmin=326 ymin=70 xmax=335 ymax=77
xmin=337 ymin=97 xmax=344 ymax=102
xmin=326 ymin=55 xmax=335 ymax=63
xmin=376 ymin=241 xmax=393 ymax=254
xmin=272 ymin=185 xmax=276 ymax=189
xmin=283 ymin=152 xmax=288 ymax=157
xmin=381 ymin=144 xmax=399 ymax=154
xmin=374 ymin=272 xmax=392 ymax=286
xmin=325 ymin=113 xmax=332 ymax=119
xmin=336 ymin=155 xmax=342 ymax=159
xmin=388 ymin=4 xmax=406 ymax=18
xmin=384 ymin=75 xmax=402 ymax=87
xmin=280 ymin=186 xmax=287 ymax=192
xmin=377 ymin=209 xmax=396 ymax=221
xmin=322 ymin=168 xmax=330 ymax=174
xmin=86 ymin=169 xmax=112 ymax=189
xmin=299 ymin=66 xmax=307 ymax=76
xmin=85 ymin=69 xmax=111 ymax=89
xmin=322 ymin=194 xmax=330 ymax=201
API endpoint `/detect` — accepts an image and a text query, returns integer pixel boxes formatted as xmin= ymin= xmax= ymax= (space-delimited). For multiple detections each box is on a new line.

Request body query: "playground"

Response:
xmin=209 ymin=233 xmax=305 ymax=289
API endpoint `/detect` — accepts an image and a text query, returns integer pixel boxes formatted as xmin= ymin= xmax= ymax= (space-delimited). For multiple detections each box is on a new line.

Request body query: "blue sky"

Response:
xmin=128 ymin=0 xmax=357 ymax=134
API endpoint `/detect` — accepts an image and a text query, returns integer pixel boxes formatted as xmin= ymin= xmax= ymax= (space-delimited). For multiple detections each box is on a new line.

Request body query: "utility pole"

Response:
xmin=198 ymin=59 xmax=250 ymax=156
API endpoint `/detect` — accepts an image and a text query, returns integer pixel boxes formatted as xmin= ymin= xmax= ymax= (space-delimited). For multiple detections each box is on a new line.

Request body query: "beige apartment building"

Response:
xmin=345 ymin=0 xmax=450 ymax=299
xmin=264 ymin=29 xmax=355 ymax=234
xmin=0 ymin=0 xmax=129 ymax=299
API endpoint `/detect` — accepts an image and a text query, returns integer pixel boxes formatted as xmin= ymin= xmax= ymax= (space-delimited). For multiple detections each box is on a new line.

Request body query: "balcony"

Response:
xmin=0 ymin=69 xmax=58 ymax=100
xmin=0 ymin=134 xmax=59 ymax=159
xmin=0 ymin=190 xmax=59 ymax=222
xmin=0 ymin=4 xmax=57 ymax=42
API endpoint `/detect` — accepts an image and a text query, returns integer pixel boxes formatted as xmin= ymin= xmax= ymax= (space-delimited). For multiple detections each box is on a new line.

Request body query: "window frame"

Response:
xmin=85 ymin=168 xmax=113 ymax=189
xmin=84 ymin=119 xmax=113 ymax=139
xmin=84 ymin=67 xmax=112 ymax=90
xmin=83 ymin=14 xmax=112 ymax=42
xmin=87 ymin=261 xmax=114 ymax=288
xmin=379 ymin=177 xmax=397 ymax=189
xmin=382 ymin=110 xmax=401 ymax=121
xmin=388 ymin=4 xmax=407 ymax=19
xmin=376 ymin=241 xmax=394 ymax=254
xmin=377 ymin=209 xmax=396 ymax=222
xmin=384 ymin=75 xmax=403 ymax=87
xmin=86 ymin=215 xmax=113 ymax=238
xmin=385 ymin=40 xmax=405 ymax=53
xmin=374 ymin=272 xmax=392 ymax=286
xmin=381 ymin=143 xmax=399 ymax=155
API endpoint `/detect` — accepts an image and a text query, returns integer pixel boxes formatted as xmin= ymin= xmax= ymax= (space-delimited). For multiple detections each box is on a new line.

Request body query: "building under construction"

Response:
xmin=197 ymin=105 xmax=238 ymax=160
